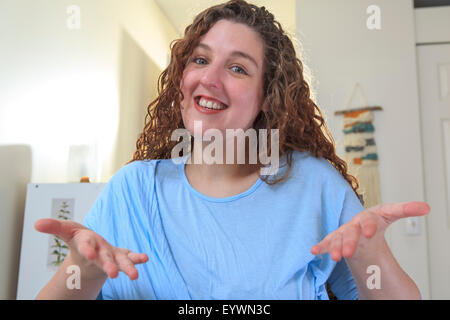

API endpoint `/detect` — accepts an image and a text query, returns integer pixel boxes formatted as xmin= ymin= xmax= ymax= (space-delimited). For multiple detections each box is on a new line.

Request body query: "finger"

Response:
xmin=359 ymin=212 xmax=378 ymax=238
xmin=311 ymin=234 xmax=333 ymax=255
xmin=342 ymin=223 xmax=361 ymax=258
xmin=329 ymin=232 xmax=343 ymax=261
xmin=403 ymin=201 xmax=430 ymax=216
xmin=76 ymin=237 xmax=97 ymax=261
xmin=34 ymin=218 xmax=82 ymax=243
xmin=127 ymin=252 xmax=149 ymax=265
xmin=98 ymin=249 xmax=119 ymax=279
xmin=115 ymin=253 xmax=139 ymax=280
xmin=368 ymin=201 xmax=430 ymax=224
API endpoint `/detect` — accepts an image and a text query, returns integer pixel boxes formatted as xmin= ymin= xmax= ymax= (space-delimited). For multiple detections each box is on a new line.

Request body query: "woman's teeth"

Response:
xmin=198 ymin=97 xmax=227 ymax=110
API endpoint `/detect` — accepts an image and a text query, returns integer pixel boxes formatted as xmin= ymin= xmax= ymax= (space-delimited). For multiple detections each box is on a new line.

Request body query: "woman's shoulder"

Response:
xmin=106 ymin=159 xmax=161 ymax=186
xmin=117 ymin=159 xmax=159 ymax=174
xmin=289 ymin=150 xmax=349 ymax=187
xmin=113 ymin=157 xmax=183 ymax=181
xmin=290 ymin=149 xmax=337 ymax=173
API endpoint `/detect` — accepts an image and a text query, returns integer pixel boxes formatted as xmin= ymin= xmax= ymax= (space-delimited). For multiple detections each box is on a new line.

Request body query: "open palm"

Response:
xmin=35 ymin=218 xmax=149 ymax=280
xmin=311 ymin=201 xmax=430 ymax=261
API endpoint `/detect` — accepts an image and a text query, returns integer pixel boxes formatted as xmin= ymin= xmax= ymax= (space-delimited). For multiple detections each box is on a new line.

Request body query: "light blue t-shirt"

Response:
xmin=83 ymin=150 xmax=364 ymax=300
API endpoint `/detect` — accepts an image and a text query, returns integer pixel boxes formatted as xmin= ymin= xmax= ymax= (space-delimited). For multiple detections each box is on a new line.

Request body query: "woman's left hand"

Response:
xmin=310 ymin=201 xmax=430 ymax=262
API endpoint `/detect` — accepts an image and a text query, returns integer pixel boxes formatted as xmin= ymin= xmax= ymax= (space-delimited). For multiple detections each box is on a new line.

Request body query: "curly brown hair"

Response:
xmin=128 ymin=0 xmax=359 ymax=195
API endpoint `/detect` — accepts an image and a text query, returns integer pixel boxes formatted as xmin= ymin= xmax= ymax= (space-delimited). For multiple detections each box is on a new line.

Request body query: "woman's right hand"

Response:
xmin=34 ymin=218 xmax=149 ymax=280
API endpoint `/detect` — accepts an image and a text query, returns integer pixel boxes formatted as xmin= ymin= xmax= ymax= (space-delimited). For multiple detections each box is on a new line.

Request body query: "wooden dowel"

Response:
xmin=334 ymin=106 xmax=383 ymax=115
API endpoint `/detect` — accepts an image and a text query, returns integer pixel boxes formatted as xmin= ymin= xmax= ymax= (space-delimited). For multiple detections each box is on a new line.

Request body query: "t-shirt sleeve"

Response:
xmin=82 ymin=176 xmax=115 ymax=234
xmin=82 ymin=161 xmax=140 ymax=234
xmin=327 ymin=182 xmax=365 ymax=300
xmin=81 ymin=167 xmax=130 ymax=300
xmin=328 ymin=258 xmax=358 ymax=300
xmin=339 ymin=182 xmax=365 ymax=226
xmin=83 ymin=188 xmax=102 ymax=232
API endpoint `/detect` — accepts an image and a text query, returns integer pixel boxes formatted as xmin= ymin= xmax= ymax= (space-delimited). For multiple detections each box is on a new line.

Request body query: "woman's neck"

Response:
xmin=186 ymin=145 xmax=261 ymax=182
xmin=184 ymin=159 xmax=261 ymax=199
xmin=183 ymin=138 xmax=264 ymax=197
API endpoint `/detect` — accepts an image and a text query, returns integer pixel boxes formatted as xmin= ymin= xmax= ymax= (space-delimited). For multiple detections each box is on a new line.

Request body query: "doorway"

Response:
xmin=417 ymin=42 xmax=450 ymax=299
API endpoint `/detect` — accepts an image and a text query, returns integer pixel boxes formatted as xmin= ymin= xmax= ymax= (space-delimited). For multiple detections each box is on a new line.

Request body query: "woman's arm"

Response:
xmin=34 ymin=218 xmax=148 ymax=300
xmin=35 ymin=251 xmax=107 ymax=300
xmin=311 ymin=202 xmax=429 ymax=300
xmin=345 ymin=236 xmax=421 ymax=300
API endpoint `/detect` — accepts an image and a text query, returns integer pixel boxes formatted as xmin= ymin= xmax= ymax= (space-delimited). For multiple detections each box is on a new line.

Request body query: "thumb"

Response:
xmin=403 ymin=201 xmax=430 ymax=216
xmin=34 ymin=218 xmax=84 ymax=243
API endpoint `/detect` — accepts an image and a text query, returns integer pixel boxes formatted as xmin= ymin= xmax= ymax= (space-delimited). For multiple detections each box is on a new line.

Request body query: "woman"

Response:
xmin=34 ymin=0 xmax=429 ymax=300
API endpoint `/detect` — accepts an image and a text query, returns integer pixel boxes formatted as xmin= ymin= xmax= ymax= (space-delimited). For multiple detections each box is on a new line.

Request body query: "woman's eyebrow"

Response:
xmin=196 ymin=42 xmax=259 ymax=69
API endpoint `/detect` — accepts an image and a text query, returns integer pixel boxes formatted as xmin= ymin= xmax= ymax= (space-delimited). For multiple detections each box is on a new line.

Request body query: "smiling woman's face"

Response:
xmin=180 ymin=19 xmax=266 ymax=137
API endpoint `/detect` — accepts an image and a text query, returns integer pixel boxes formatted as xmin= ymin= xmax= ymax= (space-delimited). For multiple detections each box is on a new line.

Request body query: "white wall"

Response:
xmin=0 ymin=0 xmax=178 ymax=184
xmin=296 ymin=0 xmax=430 ymax=298
xmin=414 ymin=6 xmax=450 ymax=43
xmin=0 ymin=146 xmax=31 ymax=300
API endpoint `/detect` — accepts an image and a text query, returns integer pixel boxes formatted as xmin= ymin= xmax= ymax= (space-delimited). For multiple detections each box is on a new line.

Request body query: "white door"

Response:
xmin=417 ymin=43 xmax=450 ymax=299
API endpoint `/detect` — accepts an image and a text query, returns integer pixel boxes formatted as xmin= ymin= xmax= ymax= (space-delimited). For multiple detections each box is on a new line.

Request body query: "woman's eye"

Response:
xmin=191 ymin=57 xmax=246 ymax=75
xmin=193 ymin=57 xmax=207 ymax=65
xmin=231 ymin=65 xmax=247 ymax=75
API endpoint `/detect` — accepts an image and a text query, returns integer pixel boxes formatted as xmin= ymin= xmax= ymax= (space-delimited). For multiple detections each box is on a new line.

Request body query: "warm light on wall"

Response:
xmin=1 ymin=70 xmax=119 ymax=183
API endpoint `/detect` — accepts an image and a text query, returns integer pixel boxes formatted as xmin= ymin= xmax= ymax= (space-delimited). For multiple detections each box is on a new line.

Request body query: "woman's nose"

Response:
xmin=200 ymin=64 xmax=223 ymax=89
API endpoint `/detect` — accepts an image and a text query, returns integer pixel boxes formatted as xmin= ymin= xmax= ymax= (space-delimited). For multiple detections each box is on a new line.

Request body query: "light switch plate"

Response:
xmin=406 ymin=217 xmax=421 ymax=235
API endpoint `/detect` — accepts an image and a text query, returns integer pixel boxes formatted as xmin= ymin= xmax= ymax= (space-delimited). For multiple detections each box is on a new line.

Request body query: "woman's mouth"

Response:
xmin=194 ymin=96 xmax=228 ymax=114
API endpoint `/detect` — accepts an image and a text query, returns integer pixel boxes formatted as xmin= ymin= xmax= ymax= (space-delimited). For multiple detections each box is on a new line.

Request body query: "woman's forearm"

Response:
xmin=35 ymin=251 xmax=107 ymax=300
xmin=345 ymin=237 xmax=421 ymax=300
